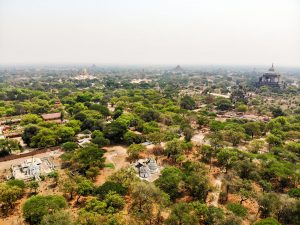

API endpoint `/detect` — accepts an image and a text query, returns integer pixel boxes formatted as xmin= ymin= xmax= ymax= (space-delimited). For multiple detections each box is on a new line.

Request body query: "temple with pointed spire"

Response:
xmin=256 ymin=64 xmax=281 ymax=88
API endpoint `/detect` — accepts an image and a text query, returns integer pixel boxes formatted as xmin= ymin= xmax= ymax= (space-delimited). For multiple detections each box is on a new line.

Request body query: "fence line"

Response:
xmin=0 ymin=146 xmax=61 ymax=162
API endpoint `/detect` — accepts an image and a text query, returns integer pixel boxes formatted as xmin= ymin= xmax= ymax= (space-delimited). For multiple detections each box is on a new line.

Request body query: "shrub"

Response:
xmin=0 ymin=183 xmax=23 ymax=211
xmin=94 ymin=181 xmax=127 ymax=199
xmin=236 ymin=104 xmax=247 ymax=112
xmin=40 ymin=210 xmax=73 ymax=225
xmin=252 ymin=218 xmax=281 ymax=225
xmin=152 ymin=145 xmax=164 ymax=155
xmin=6 ymin=179 xmax=26 ymax=190
xmin=104 ymin=191 xmax=125 ymax=213
xmin=226 ymin=203 xmax=247 ymax=217
xmin=23 ymin=195 xmax=67 ymax=225
xmin=123 ymin=131 xmax=145 ymax=144
xmin=62 ymin=142 xmax=78 ymax=152
xmin=219 ymin=191 xmax=228 ymax=204
xmin=288 ymin=188 xmax=300 ymax=198
xmin=127 ymin=144 xmax=146 ymax=161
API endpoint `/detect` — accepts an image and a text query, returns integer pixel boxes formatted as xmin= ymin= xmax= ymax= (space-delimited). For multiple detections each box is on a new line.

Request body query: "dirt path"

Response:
xmin=207 ymin=169 xmax=223 ymax=207
xmin=191 ymin=132 xmax=205 ymax=145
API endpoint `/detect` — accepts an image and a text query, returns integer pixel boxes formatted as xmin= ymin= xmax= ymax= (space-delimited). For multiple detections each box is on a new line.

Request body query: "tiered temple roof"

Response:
xmin=134 ymin=158 xmax=159 ymax=178
xmin=256 ymin=64 xmax=281 ymax=88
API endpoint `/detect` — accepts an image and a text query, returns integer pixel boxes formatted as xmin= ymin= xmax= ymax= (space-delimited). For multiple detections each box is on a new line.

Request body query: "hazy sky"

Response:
xmin=0 ymin=0 xmax=299 ymax=66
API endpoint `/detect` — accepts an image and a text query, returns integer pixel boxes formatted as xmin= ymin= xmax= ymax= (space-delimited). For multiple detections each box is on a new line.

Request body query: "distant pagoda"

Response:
xmin=256 ymin=64 xmax=281 ymax=88
xmin=173 ymin=65 xmax=183 ymax=71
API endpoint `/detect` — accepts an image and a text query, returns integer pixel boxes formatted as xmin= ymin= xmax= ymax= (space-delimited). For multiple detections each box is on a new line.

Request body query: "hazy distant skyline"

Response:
xmin=0 ymin=0 xmax=299 ymax=66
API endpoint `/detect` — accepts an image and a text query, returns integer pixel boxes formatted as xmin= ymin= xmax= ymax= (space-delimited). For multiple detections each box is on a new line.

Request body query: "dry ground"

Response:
xmin=95 ymin=145 xmax=129 ymax=186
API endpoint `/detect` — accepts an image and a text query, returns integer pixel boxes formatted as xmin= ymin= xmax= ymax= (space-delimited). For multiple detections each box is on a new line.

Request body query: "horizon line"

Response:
xmin=1 ymin=62 xmax=300 ymax=68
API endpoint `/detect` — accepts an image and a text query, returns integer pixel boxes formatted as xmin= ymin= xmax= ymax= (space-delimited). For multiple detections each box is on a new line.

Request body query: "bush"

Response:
xmin=40 ymin=210 xmax=73 ymax=225
xmin=236 ymin=104 xmax=247 ymax=112
xmin=219 ymin=191 xmax=228 ymax=204
xmin=6 ymin=179 xmax=26 ymax=190
xmin=127 ymin=144 xmax=146 ymax=161
xmin=288 ymin=188 xmax=300 ymax=198
xmin=62 ymin=141 xmax=78 ymax=152
xmin=91 ymin=135 xmax=110 ymax=147
xmin=23 ymin=195 xmax=67 ymax=225
xmin=180 ymin=95 xmax=196 ymax=110
xmin=252 ymin=218 xmax=281 ymax=225
xmin=94 ymin=181 xmax=127 ymax=199
xmin=123 ymin=131 xmax=145 ymax=144
xmin=152 ymin=145 xmax=164 ymax=155
xmin=222 ymin=215 xmax=242 ymax=225
xmin=155 ymin=166 xmax=183 ymax=200
xmin=103 ymin=191 xmax=125 ymax=212
xmin=83 ymin=192 xmax=125 ymax=215
xmin=0 ymin=183 xmax=23 ymax=211
xmin=226 ymin=203 xmax=247 ymax=217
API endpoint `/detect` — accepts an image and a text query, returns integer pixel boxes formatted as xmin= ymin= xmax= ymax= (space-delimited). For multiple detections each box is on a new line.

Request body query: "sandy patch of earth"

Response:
xmin=191 ymin=132 xmax=209 ymax=146
xmin=207 ymin=167 xmax=223 ymax=207
xmin=95 ymin=145 xmax=129 ymax=186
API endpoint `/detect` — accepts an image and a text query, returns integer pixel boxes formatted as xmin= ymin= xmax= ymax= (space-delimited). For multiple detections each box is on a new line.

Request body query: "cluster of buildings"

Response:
xmin=0 ymin=112 xmax=63 ymax=145
xmin=74 ymin=68 xmax=96 ymax=80
xmin=1 ymin=112 xmax=63 ymax=182
xmin=133 ymin=158 xmax=161 ymax=180
xmin=11 ymin=156 xmax=55 ymax=181
xmin=0 ymin=112 xmax=63 ymax=138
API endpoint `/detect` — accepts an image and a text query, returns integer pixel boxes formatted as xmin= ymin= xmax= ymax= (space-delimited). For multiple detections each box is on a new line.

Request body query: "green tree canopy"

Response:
xmin=155 ymin=166 xmax=183 ymax=200
xmin=180 ymin=95 xmax=196 ymax=110
xmin=103 ymin=121 xmax=128 ymax=143
xmin=23 ymin=195 xmax=67 ymax=225
xmin=20 ymin=114 xmax=42 ymax=125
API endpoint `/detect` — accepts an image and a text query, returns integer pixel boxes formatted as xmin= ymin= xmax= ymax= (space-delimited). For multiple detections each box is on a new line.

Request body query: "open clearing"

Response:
xmin=95 ymin=145 xmax=129 ymax=185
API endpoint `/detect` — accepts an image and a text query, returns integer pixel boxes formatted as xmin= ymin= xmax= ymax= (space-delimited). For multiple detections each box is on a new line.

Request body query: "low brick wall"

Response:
xmin=0 ymin=146 xmax=61 ymax=162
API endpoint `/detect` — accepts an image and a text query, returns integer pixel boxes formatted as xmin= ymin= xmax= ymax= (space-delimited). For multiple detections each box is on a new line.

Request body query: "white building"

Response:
xmin=11 ymin=157 xmax=54 ymax=181
xmin=133 ymin=158 xmax=160 ymax=180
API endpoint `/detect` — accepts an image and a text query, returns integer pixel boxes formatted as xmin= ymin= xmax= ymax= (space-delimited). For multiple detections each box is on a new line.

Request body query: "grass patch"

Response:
xmin=226 ymin=203 xmax=247 ymax=217
xmin=288 ymin=188 xmax=300 ymax=198
xmin=104 ymin=163 xmax=115 ymax=169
